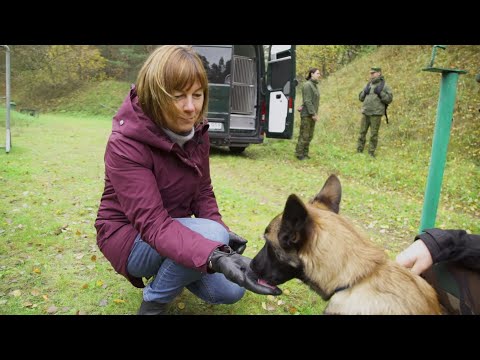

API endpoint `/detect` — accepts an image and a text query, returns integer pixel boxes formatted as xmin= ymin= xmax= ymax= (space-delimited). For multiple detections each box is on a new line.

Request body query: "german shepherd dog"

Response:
xmin=250 ymin=174 xmax=442 ymax=314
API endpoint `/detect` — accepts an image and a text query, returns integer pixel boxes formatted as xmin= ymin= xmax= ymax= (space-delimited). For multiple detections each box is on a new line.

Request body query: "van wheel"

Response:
xmin=229 ymin=146 xmax=246 ymax=154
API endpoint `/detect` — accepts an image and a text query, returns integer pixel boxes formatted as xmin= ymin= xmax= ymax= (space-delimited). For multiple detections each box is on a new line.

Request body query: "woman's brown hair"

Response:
xmin=136 ymin=45 xmax=209 ymax=127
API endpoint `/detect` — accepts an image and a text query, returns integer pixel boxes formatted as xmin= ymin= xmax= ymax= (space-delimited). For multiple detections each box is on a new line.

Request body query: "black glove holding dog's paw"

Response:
xmin=228 ymin=231 xmax=248 ymax=254
xmin=208 ymin=245 xmax=282 ymax=296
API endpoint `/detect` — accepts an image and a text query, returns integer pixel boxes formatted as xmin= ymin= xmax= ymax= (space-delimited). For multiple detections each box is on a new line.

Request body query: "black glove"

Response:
xmin=228 ymin=231 xmax=247 ymax=254
xmin=208 ymin=246 xmax=282 ymax=296
xmin=363 ymin=83 xmax=371 ymax=95
xmin=374 ymin=85 xmax=382 ymax=96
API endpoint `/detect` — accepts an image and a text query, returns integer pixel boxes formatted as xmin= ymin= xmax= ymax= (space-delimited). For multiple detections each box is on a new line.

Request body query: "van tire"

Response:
xmin=229 ymin=146 xmax=246 ymax=154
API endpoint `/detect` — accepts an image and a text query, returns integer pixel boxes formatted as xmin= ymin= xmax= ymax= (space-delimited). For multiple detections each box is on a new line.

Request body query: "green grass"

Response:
xmin=0 ymin=108 xmax=478 ymax=315
xmin=0 ymin=45 xmax=479 ymax=315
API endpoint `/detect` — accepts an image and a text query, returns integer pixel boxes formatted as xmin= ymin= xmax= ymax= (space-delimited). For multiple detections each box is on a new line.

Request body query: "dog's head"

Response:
xmin=250 ymin=174 xmax=342 ymax=289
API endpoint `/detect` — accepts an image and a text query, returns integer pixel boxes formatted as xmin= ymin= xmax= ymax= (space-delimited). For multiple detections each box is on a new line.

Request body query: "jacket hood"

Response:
xmin=112 ymin=85 xmax=207 ymax=151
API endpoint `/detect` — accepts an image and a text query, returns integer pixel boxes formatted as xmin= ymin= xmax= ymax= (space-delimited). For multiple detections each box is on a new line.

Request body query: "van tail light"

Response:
xmin=260 ymin=100 xmax=266 ymax=123
xmin=288 ymin=96 xmax=293 ymax=113
xmin=260 ymin=100 xmax=266 ymax=136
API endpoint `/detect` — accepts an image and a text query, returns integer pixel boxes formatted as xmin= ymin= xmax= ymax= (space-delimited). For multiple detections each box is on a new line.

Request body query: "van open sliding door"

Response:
xmin=265 ymin=45 xmax=296 ymax=139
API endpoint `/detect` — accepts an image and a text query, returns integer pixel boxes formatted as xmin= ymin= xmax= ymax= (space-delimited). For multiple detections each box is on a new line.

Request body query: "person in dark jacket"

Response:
xmin=95 ymin=45 xmax=280 ymax=315
xmin=357 ymin=67 xmax=393 ymax=158
xmin=295 ymin=67 xmax=321 ymax=160
xmin=396 ymin=228 xmax=480 ymax=314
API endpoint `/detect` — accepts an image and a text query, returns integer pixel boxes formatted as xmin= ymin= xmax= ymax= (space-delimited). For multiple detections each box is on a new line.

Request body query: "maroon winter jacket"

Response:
xmin=95 ymin=86 xmax=228 ymax=288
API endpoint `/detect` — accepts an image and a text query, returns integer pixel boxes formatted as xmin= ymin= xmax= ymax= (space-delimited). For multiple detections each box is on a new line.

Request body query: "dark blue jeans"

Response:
xmin=127 ymin=218 xmax=245 ymax=304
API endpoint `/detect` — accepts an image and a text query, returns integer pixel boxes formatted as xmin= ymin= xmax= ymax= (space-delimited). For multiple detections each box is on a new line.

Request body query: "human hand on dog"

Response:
xmin=395 ymin=240 xmax=433 ymax=275
xmin=228 ymin=231 xmax=248 ymax=255
xmin=208 ymin=246 xmax=282 ymax=296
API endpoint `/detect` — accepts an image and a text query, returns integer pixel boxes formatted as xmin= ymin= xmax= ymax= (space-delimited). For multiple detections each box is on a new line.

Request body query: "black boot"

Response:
xmin=137 ymin=300 xmax=169 ymax=315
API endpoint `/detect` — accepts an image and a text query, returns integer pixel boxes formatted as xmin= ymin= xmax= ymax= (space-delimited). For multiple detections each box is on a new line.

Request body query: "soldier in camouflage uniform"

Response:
xmin=396 ymin=228 xmax=480 ymax=315
xmin=295 ymin=68 xmax=321 ymax=160
xmin=357 ymin=67 xmax=393 ymax=158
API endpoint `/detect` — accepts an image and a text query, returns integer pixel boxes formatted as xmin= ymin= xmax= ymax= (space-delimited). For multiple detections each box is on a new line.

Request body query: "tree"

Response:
xmin=10 ymin=45 xmax=107 ymax=103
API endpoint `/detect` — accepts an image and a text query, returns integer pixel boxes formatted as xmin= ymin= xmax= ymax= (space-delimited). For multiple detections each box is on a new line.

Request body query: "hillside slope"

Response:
xmin=320 ymin=45 xmax=480 ymax=163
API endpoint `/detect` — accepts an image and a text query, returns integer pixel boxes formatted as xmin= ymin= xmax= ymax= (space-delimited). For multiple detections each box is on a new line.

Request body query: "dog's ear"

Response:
xmin=278 ymin=194 xmax=311 ymax=250
xmin=311 ymin=174 xmax=342 ymax=214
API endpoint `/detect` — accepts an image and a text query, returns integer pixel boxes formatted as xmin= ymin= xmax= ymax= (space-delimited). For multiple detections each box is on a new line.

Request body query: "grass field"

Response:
xmin=1 ymin=45 xmax=479 ymax=315
xmin=0 ymin=106 xmax=478 ymax=315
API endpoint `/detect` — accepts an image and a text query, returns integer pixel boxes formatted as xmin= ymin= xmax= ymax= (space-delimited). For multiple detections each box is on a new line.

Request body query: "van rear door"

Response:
xmin=265 ymin=45 xmax=296 ymax=139
xmin=192 ymin=45 xmax=233 ymax=138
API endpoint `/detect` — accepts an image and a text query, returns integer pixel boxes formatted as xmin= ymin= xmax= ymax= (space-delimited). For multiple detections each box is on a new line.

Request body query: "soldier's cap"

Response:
xmin=370 ymin=67 xmax=382 ymax=73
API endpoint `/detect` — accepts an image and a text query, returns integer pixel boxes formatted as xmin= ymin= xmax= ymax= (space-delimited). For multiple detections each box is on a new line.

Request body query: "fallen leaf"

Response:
xmin=33 ymin=268 xmax=41 ymax=274
xmin=82 ymin=283 xmax=89 ymax=289
xmin=42 ymin=294 xmax=49 ymax=301
xmin=113 ymin=299 xmax=125 ymax=304
xmin=266 ymin=295 xmax=276 ymax=302
xmin=96 ymin=280 xmax=103 ymax=287
xmin=277 ymin=300 xmax=285 ymax=306
xmin=23 ymin=301 xmax=33 ymax=308
xmin=46 ymin=305 xmax=58 ymax=314
xmin=9 ymin=290 xmax=21 ymax=297
xmin=76 ymin=310 xmax=87 ymax=315
xmin=288 ymin=307 xmax=298 ymax=314
xmin=283 ymin=289 xmax=291 ymax=296
xmin=75 ymin=253 xmax=85 ymax=260
xmin=261 ymin=302 xmax=275 ymax=311
xmin=177 ymin=302 xmax=185 ymax=310
xmin=91 ymin=255 xmax=97 ymax=262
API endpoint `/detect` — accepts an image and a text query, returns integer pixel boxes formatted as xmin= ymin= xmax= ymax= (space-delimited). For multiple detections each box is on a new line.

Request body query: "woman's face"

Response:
xmin=164 ymin=81 xmax=204 ymax=134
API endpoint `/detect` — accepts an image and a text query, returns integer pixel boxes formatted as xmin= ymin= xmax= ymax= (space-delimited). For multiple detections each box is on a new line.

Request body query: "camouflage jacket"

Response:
xmin=359 ymin=76 xmax=393 ymax=116
xmin=300 ymin=79 xmax=320 ymax=118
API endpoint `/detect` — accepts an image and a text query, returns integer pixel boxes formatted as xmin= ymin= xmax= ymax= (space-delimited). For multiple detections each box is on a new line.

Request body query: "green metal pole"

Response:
xmin=418 ymin=47 xmax=467 ymax=311
xmin=419 ymin=72 xmax=460 ymax=232
xmin=419 ymin=46 xmax=467 ymax=233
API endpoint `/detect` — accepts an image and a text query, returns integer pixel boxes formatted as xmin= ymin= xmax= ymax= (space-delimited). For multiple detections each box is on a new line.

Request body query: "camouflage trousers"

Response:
xmin=295 ymin=116 xmax=316 ymax=157
xmin=422 ymin=262 xmax=480 ymax=315
xmin=357 ymin=114 xmax=382 ymax=155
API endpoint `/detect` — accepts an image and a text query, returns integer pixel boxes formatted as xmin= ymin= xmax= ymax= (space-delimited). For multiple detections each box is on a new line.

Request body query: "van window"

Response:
xmin=194 ymin=46 xmax=232 ymax=84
